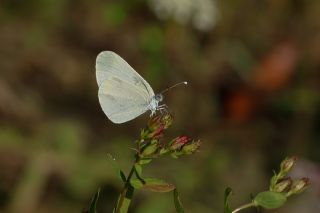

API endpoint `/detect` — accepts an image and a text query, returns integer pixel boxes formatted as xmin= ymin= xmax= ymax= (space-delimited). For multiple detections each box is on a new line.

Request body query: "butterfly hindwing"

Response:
xmin=98 ymin=76 xmax=150 ymax=123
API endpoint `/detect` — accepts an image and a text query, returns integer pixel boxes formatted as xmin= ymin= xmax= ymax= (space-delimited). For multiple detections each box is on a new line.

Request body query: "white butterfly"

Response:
xmin=96 ymin=51 xmax=187 ymax=124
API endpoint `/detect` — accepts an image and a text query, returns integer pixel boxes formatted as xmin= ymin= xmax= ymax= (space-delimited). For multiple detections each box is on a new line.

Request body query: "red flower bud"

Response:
xmin=148 ymin=124 xmax=165 ymax=139
xmin=170 ymin=136 xmax=190 ymax=150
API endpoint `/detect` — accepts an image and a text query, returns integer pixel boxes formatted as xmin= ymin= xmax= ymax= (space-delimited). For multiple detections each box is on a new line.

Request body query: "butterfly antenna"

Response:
xmin=160 ymin=81 xmax=188 ymax=95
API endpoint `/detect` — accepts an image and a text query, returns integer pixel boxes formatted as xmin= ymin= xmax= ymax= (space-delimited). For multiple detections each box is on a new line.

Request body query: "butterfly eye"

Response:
xmin=155 ymin=94 xmax=163 ymax=102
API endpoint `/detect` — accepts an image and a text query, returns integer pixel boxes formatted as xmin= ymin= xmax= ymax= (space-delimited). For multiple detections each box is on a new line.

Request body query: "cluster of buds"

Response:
xmin=138 ymin=113 xmax=200 ymax=162
xmin=165 ymin=136 xmax=201 ymax=158
xmin=140 ymin=113 xmax=173 ymax=140
xmin=269 ymin=156 xmax=309 ymax=197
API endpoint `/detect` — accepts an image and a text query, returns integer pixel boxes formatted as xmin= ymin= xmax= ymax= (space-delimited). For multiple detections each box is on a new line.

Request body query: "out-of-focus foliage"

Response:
xmin=0 ymin=0 xmax=320 ymax=212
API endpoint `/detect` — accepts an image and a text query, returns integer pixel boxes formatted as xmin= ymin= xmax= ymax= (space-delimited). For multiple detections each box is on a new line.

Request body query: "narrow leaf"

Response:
xmin=107 ymin=154 xmax=126 ymax=183
xmin=134 ymin=164 xmax=143 ymax=178
xmin=130 ymin=178 xmax=175 ymax=192
xmin=89 ymin=188 xmax=100 ymax=213
xmin=138 ymin=158 xmax=152 ymax=165
xmin=254 ymin=191 xmax=287 ymax=209
xmin=224 ymin=187 xmax=233 ymax=213
xmin=173 ymin=188 xmax=185 ymax=213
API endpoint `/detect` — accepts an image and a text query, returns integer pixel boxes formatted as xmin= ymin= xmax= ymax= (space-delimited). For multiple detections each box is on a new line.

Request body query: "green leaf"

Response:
xmin=134 ymin=164 xmax=145 ymax=189
xmin=130 ymin=178 xmax=175 ymax=192
xmin=141 ymin=143 xmax=158 ymax=156
xmin=107 ymin=154 xmax=126 ymax=183
xmin=134 ymin=164 xmax=142 ymax=177
xmin=224 ymin=187 xmax=233 ymax=213
xmin=138 ymin=158 xmax=152 ymax=165
xmin=89 ymin=188 xmax=100 ymax=213
xmin=160 ymin=148 xmax=169 ymax=155
xmin=254 ymin=191 xmax=287 ymax=209
xmin=173 ymin=188 xmax=185 ymax=213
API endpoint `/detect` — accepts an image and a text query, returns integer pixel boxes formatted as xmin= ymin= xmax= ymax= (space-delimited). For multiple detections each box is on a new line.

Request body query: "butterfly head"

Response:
xmin=155 ymin=94 xmax=163 ymax=102
xmin=148 ymin=94 xmax=162 ymax=116
xmin=148 ymin=81 xmax=188 ymax=116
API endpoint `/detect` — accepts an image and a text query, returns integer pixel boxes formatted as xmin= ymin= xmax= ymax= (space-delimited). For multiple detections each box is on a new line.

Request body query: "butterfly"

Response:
xmin=96 ymin=51 xmax=187 ymax=124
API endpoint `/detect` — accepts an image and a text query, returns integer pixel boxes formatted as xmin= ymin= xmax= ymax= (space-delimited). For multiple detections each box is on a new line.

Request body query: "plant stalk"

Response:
xmin=231 ymin=202 xmax=255 ymax=213
xmin=115 ymin=156 xmax=139 ymax=213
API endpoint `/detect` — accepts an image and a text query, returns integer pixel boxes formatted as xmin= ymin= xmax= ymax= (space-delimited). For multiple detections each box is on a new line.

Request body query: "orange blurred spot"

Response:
xmin=253 ymin=42 xmax=298 ymax=93
xmin=225 ymin=88 xmax=255 ymax=123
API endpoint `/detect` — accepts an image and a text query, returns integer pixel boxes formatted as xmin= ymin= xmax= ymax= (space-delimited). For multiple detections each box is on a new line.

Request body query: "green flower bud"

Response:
xmin=161 ymin=113 xmax=173 ymax=129
xmin=181 ymin=140 xmax=201 ymax=154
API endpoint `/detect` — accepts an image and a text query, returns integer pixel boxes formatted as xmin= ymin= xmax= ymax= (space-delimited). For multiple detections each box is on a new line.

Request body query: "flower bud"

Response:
xmin=147 ymin=115 xmax=162 ymax=130
xmin=142 ymin=114 xmax=173 ymax=140
xmin=141 ymin=116 xmax=164 ymax=139
xmin=280 ymin=156 xmax=297 ymax=174
xmin=161 ymin=113 xmax=173 ymax=129
xmin=273 ymin=178 xmax=292 ymax=193
xmin=169 ymin=136 xmax=190 ymax=151
xmin=289 ymin=178 xmax=309 ymax=195
xmin=181 ymin=140 xmax=201 ymax=154
xmin=148 ymin=124 xmax=165 ymax=139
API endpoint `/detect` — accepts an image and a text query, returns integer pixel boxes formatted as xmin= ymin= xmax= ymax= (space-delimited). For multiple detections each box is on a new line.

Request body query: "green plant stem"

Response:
xmin=115 ymin=137 xmax=144 ymax=213
xmin=115 ymin=157 xmax=139 ymax=213
xmin=232 ymin=202 xmax=255 ymax=213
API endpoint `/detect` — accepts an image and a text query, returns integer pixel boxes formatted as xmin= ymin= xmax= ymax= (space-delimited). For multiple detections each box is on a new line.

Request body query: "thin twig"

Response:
xmin=232 ymin=202 xmax=255 ymax=213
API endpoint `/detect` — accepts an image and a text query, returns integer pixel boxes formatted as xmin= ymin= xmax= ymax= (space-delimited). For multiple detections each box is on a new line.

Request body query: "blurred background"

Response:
xmin=1 ymin=0 xmax=320 ymax=212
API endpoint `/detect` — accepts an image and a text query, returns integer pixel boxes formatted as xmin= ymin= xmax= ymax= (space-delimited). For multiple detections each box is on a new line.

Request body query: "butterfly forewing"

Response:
xmin=96 ymin=51 xmax=155 ymax=98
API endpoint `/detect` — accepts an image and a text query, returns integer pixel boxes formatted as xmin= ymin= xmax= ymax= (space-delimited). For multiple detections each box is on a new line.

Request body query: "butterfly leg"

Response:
xmin=150 ymin=109 xmax=156 ymax=117
xmin=158 ymin=104 xmax=168 ymax=114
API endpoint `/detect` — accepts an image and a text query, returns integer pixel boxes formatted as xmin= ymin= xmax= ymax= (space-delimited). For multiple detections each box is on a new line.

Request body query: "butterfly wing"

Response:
xmin=98 ymin=76 xmax=150 ymax=123
xmin=96 ymin=51 xmax=155 ymax=97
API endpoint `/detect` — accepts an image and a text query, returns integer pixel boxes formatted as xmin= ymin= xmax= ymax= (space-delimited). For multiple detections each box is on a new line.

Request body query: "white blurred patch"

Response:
xmin=148 ymin=0 xmax=218 ymax=31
